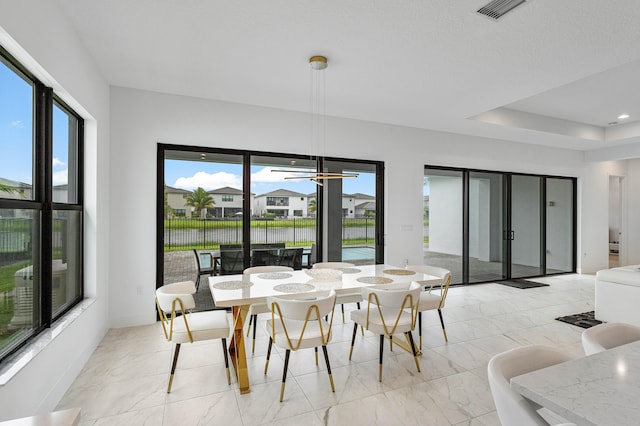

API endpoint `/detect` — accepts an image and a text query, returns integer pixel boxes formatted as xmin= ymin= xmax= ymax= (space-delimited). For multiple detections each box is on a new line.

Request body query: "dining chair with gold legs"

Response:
xmin=264 ymin=289 xmax=337 ymax=402
xmin=243 ymin=265 xmax=294 ymax=354
xmin=406 ymin=264 xmax=451 ymax=349
xmin=312 ymin=262 xmax=360 ymax=323
xmin=156 ymin=281 xmax=231 ymax=392
xmin=349 ymin=282 xmax=421 ymax=382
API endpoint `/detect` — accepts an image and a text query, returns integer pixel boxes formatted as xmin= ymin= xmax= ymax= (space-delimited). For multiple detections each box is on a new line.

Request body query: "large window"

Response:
xmin=0 ymin=47 xmax=83 ymax=363
xmin=158 ymin=145 xmax=384 ymax=300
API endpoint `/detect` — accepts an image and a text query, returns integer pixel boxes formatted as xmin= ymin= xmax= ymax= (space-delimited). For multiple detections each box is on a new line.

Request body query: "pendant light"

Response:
xmin=271 ymin=55 xmax=358 ymax=185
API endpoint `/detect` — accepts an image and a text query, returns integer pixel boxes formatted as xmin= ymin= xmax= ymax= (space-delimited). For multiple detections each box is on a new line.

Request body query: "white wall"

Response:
xmin=109 ymin=87 xmax=595 ymax=328
xmin=0 ymin=1 xmax=110 ymax=420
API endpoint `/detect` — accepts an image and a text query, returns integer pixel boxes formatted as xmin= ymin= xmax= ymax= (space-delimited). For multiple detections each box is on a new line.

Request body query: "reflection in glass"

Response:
xmin=52 ymin=102 xmax=79 ymax=204
xmin=52 ymin=210 xmax=82 ymax=317
xmin=510 ymin=175 xmax=542 ymax=278
xmin=424 ymin=169 xmax=463 ymax=284
xmin=250 ymin=156 xmax=316 ymax=268
xmin=546 ymin=178 xmax=573 ymax=273
xmin=0 ymin=209 xmax=39 ymax=360
xmin=468 ymin=172 xmax=504 ymax=283
xmin=324 ymin=160 xmax=377 ymax=266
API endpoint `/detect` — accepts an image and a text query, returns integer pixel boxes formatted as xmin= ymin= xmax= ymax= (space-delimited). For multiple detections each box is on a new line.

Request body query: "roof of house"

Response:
xmin=256 ymin=189 xmax=307 ymax=198
xmin=208 ymin=186 xmax=245 ymax=195
xmin=356 ymin=201 xmax=376 ymax=210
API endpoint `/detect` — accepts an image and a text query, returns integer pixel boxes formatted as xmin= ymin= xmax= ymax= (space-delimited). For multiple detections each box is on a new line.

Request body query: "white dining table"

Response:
xmin=510 ymin=340 xmax=640 ymax=426
xmin=209 ymin=264 xmax=441 ymax=394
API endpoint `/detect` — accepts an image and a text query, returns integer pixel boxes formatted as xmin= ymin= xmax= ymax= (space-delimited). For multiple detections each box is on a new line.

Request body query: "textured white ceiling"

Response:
xmin=57 ymin=0 xmax=640 ymax=151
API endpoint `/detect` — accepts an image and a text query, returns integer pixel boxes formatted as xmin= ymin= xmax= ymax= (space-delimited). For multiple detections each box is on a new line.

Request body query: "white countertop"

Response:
xmin=511 ymin=340 xmax=640 ymax=426
xmin=209 ymin=264 xmax=441 ymax=307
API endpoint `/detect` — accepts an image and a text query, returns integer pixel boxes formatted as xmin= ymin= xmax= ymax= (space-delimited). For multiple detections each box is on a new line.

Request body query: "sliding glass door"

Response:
xmin=424 ymin=168 xmax=463 ymax=284
xmin=545 ymin=178 xmax=575 ymax=274
xmin=158 ymin=145 xmax=384 ymax=302
xmin=509 ymin=175 xmax=543 ymax=279
xmin=468 ymin=171 xmax=505 ymax=283
xmin=321 ymin=159 xmax=382 ymax=265
xmin=424 ymin=166 xmax=576 ymax=284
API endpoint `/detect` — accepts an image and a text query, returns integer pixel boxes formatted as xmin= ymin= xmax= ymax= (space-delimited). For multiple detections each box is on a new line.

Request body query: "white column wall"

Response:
xmin=0 ymin=1 xmax=110 ymax=420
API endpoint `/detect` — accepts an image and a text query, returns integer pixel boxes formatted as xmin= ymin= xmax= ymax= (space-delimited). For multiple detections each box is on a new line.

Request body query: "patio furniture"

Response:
xmin=219 ymin=244 xmax=244 ymax=275
xmin=276 ymin=247 xmax=303 ymax=270
xmin=193 ymin=249 xmax=215 ymax=290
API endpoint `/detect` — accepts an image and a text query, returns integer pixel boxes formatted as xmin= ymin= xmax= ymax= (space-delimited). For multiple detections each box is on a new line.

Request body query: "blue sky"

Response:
xmin=3 ymin=58 xmax=375 ymax=196
xmin=1 ymin=60 xmax=69 ymax=186
xmin=166 ymin=159 xmax=376 ymax=196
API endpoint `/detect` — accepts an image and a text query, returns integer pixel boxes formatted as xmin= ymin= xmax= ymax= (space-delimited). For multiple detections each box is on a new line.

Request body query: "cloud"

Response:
xmin=53 ymin=157 xmax=66 ymax=168
xmin=174 ymin=171 xmax=241 ymax=191
xmin=10 ymin=120 xmax=24 ymax=128
xmin=53 ymin=169 xmax=68 ymax=186
xmin=251 ymin=166 xmax=306 ymax=183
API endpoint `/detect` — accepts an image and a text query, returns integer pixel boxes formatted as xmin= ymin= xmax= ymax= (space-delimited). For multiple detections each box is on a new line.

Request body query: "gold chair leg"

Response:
xmin=419 ymin=311 xmax=423 ymax=350
xmin=280 ymin=349 xmax=291 ymax=402
xmin=341 ymin=304 xmax=345 ymax=323
xmin=349 ymin=323 xmax=358 ymax=360
xmin=246 ymin=314 xmax=252 ymax=337
xmin=405 ymin=332 xmax=421 ymax=373
xmin=322 ymin=345 xmax=335 ymax=392
xmin=379 ymin=335 xmax=384 ymax=382
xmin=167 ymin=343 xmax=181 ymax=393
xmin=438 ymin=309 xmax=448 ymax=342
xmin=264 ymin=337 xmax=273 ymax=375
xmin=315 ymin=347 xmax=319 ymax=365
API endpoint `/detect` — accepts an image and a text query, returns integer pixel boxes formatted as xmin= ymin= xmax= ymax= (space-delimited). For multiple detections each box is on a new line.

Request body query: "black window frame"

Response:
xmin=0 ymin=45 xmax=84 ymax=364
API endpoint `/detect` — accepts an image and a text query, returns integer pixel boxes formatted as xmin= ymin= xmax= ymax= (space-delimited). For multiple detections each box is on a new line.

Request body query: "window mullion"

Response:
xmin=37 ymin=84 xmax=53 ymax=326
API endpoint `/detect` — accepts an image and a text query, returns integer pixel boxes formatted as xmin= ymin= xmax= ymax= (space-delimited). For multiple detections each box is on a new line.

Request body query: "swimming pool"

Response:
xmin=342 ymin=246 xmax=375 ymax=261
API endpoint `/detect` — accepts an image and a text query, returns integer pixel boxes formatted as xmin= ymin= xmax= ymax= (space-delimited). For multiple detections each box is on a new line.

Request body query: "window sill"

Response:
xmin=0 ymin=298 xmax=96 ymax=386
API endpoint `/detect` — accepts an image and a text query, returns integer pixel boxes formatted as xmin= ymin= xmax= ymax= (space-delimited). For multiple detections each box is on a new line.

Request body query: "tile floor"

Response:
xmin=56 ymin=273 xmax=595 ymax=425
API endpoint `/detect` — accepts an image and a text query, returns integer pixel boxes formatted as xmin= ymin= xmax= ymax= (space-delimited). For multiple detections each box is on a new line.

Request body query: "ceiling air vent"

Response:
xmin=477 ymin=0 xmax=527 ymax=20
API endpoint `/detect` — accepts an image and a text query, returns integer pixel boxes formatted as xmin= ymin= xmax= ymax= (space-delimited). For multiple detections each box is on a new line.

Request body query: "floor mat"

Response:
xmin=496 ymin=278 xmax=550 ymax=289
xmin=555 ymin=311 xmax=602 ymax=329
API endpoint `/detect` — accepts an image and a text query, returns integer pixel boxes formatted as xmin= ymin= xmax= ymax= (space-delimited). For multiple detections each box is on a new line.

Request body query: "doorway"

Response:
xmin=609 ymin=176 xmax=624 ymax=268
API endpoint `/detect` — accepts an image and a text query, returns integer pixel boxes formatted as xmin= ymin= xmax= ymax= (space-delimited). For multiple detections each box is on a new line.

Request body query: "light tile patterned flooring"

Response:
xmin=57 ymin=274 xmax=595 ymax=425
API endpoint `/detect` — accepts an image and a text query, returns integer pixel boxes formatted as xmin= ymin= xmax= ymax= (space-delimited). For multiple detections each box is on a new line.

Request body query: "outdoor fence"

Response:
xmin=164 ymin=217 xmax=376 ymax=250
xmin=0 ymin=218 xmax=32 ymax=262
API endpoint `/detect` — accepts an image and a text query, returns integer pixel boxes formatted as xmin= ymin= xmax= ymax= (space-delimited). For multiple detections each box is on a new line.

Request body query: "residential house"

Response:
xmin=254 ymin=189 xmax=307 ymax=218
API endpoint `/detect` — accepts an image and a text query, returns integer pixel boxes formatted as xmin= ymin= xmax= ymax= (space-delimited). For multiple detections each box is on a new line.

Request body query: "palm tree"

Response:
xmin=308 ymin=198 xmax=316 ymax=215
xmin=185 ymin=187 xmax=214 ymax=219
